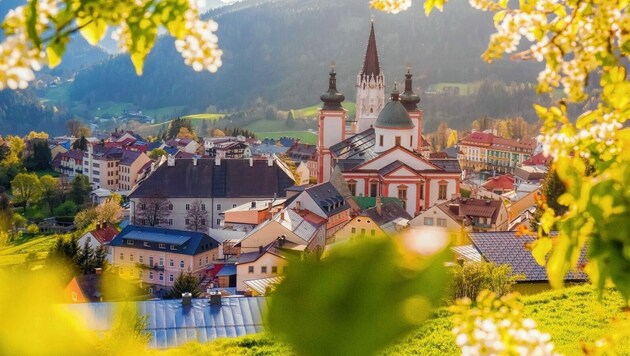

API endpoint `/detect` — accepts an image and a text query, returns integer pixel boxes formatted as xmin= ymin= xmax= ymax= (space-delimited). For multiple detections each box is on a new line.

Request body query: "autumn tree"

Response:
xmin=148 ymin=148 xmax=167 ymax=160
xmin=11 ymin=173 xmax=42 ymax=212
xmin=531 ymin=167 xmax=567 ymax=230
xmin=135 ymin=197 xmax=171 ymax=227
xmin=96 ymin=198 xmax=124 ymax=226
xmin=185 ymin=200 xmax=208 ymax=232
xmin=66 ymin=119 xmax=83 ymax=137
xmin=211 ymin=129 xmax=225 ymax=137
xmin=167 ymin=118 xmax=194 ymax=139
xmin=446 ymin=130 xmax=458 ymax=148
xmin=39 ymin=175 xmax=59 ymax=214
xmin=176 ymin=127 xmax=195 ymax=140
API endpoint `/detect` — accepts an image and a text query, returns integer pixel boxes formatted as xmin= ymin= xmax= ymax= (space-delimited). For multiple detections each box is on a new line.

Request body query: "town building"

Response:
xmin=459 ymin=131 xmax=536 ymax=174
xmin=52 ymin=149 xmax=84 ymax=179
xmin=222 ymin=198 xmax=287 ymax=232
xmin=109 ymin=225 xmax=221 ymax=297
xmin=165 ymin=138 xmax=200 ymax=154
xmin=82 ymin=144 xmax=150 ymax=191
xmin=128 ymin=156 xmax=295 ymax=229
xmin=77 ymin=223 xmax=119 ymax=263
xmin=285 ymin=142 xmax=318 ymax=182
xmin=236 ymin=239 xmax=298 ymax=292
xmin=409 ymin=197 xmax=509 ymax=246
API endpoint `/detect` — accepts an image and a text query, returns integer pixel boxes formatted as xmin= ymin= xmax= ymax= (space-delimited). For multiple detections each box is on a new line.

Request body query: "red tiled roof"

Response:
xmin=522 ymin=152 xmax=550 ymax=166
xmin=90 ymin=225 xmax=119 ymax=245
xmin=460 ymin=132 xmax=494 ymax=147
xmin=481 ymin=175 xmax=515 ymax=191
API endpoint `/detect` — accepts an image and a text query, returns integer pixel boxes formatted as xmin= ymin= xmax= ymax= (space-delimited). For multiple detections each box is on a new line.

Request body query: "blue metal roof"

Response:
xmin=64 ymin=297 xmax=269 ymax=349
xmin=216 ymin=264 xmax=237 ymax=276
xmin=123 ymin=230 xmax=192 ymax=245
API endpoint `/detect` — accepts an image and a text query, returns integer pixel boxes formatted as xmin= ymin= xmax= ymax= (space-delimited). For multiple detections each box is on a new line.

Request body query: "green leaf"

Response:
xmin=268 ymin=237 xmax=450 ymax=356
xmin=77 ymin=17 xmax=107 ymax=46
xmin=46 ymin=39 xmax=67 ymax=68
xmin=531 ymin=238 xmax=552 ymax=266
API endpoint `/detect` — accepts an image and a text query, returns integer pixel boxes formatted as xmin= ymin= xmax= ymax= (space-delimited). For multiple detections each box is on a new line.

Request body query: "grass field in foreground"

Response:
xmin=165 ymin=285 xmax=629 ymax=356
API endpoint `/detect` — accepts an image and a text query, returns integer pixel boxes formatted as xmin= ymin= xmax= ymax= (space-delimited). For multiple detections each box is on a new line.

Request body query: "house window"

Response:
xmin=168 ymin=204 xmax=173 ymax=210
xmin=169 ymin=274 xmax=174 ymax=282
xmin=138 ymin=270 xmax=143 ymax=278
xmin=159 ymin=273 xmax=164 ymax=281
xmin=185 ymin=218 xmax=190 ymax=225
xmin=201 ymin=204 xmax=206 ymax=211
xmin=159 ymin=243 xmax=165 ymax=249
xmin=360 ymin=228 xmax=366 ymax=236
xmin=272 ymin=266 xmax=278 ymax=274
xmin=198 ymin=258 xmax=202 ymax=267
xmin=261 ymin=266 xmax=267 ymax=274
xmin=180 ymin=260 xmax=184 ymax=268
xmin=126 ymin=239 xmax=134 ymax=245
xmin=351 ymin=227 xmax=356 ymax=234
xmin=424 ymin=217 xmax=434 ymax=225
xmin=149 ymin=271 xmax=154 ymax=280
xmin=379 ymin=135 xmax=384 ymax=146
xmin=216 ymin=204 xmax=222 ymax=211
xmin=130 ymin=254 xmax=134 ymax=262
xmin=201 ymin=219 xmax=206 ymax=226
xmin=397 ymin=186 xmax=408 ymax=209
xmin=233 ymin=204 xmax=237 ymax=208
xmin=437 ymin=218 xmax=447 ymax=227
xmin=144 ymin=242 xmax=150 ymax=247
xmin=439 ymin=183 xmax=448 ymax=200
xmin=170 ymin=245 xmax=177 ymax=251
xmin=205 ymin=256 xmax=209 ymax=264
xmin=169 ymin=259 xmax=174 ymax=267
xmin=371 ymin=229 xmax=376 ymax=236
xmin=216 ymin=218 xmax=221 ymax=226
xmin=395 ymin=136 xmax=401 ymax=146
xmin=139 ymin=255 xmax=143 ymax=263
xmin=159 ymin=257 xmax=164 ymax=266
xmin=168 ymin=219 xmax=173 ymax=225
xmin=119 ymin=253 xmax=124 ymax=260
xmin=248 ymin=266 xmax=254 ymax=274
xmin=348 ymin=181 xmax=357 ymax=196
xmin=370 ymin=181 xmax=378 ymax=197
xmin=149 ymin=257 xmax=154 ymax=267
xmin=185 ymin=204 xmax=190 ymax=210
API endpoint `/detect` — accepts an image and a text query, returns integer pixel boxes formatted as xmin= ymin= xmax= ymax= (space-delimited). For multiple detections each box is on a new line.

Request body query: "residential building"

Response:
xmin=465 ymin=232 xmax=587 ymax=294
xmin=223 ymin=198 xmax=287 ymax=231
xmin=109 ymin=225 xmax=221 ymax=297
xmin=481 ymin=175 xmax=515 ymax=195
xmin=236 ymin=239 xmax=299 ymax=292
xmin=243 ymin=276 xmax=284 ymax=296
xmin=77 ymin=223 xmax=119 ymax=263
xmin=118 ymin=149 xmax=151 ymax=191
xmin=459 ymin=132 xmax=536 ymax=174
xmin=165 ymin=138 xmax=200 ymax=154
xmin=285 ymin=182 xmax=351 ymax=237
xmin=64 ymin=272 xmax=146 ymax=303
xmin=82 ymin=144 xmax=151 ymax=190
xmin=514 ymin=165 xmax=547 ymax=184
xmin=285 ymin=142 xmax=318 ymax=181
xmin=52 ymin=149 xmax=84 ymax=178
xmin=295 ymin=161 xmax=310 ymax=185
xmin=64 ymin=296 xmax=268 ymax=349
xmin=128 ymin=156 xmax=295 ymax=229
xmin=409 ymin=197 xmax=509 ymax=246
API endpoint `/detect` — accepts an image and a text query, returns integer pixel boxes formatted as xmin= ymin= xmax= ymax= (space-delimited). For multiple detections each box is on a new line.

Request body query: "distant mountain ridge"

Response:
xmin=68 ymin=0 xmax=539 ymax=112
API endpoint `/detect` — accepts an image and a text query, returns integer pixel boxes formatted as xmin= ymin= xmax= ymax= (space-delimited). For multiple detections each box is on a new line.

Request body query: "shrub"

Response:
xmin=13 ymin=213 xmax=27 ymax=229
xmin=447 ymin=261 xmax=524 ymax=302
xmin=26 ymin=224 xmax=39 ymax=235
xmin=53 ymin=201 xmax=78 ymax=217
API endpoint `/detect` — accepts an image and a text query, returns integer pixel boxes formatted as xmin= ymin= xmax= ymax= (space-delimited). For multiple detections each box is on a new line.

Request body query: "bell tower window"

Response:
xmin=395 ymin=136 xmax=401 ymax=146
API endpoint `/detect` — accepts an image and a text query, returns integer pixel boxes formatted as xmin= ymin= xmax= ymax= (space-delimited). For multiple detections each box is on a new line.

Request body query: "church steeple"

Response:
xmin=400 ymin=67 xmax=421 ymax=111
xmin=361 ymin=20 xmax=381 ymax=80
xmin=320 ymin=64 xmax=345 ymax=110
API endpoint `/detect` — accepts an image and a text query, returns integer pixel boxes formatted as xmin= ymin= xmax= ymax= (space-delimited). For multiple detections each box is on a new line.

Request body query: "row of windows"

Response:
xmin=123 ymin=240 xmax=178 ymax=250
xmin=423 ymin=217 xmax=447 ymax=227
xmin=350 ymin=227 xmax=376 ymax=236
xmin=119 ymin=254 xmax=211 ymax=268
xmin=247 ymin=265 xmax=285 ymax=274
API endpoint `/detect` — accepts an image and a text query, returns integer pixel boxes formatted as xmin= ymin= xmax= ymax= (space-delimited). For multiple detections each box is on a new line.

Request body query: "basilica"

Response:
xmin=317 ymin=21 xmax=462 ymax=217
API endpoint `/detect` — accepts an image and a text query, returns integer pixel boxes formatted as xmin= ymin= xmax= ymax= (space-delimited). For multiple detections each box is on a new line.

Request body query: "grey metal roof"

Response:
xmin=64 ymin=297 xmax=268 ymax=349
xmin=304 ymin=182 xmax=350 ymax=217
xmin=429 ymin=159 xmax=462 ymax=173
xmin=451 ymin=245 xmax=482 ymax=262
xmin=363 ymin=201 xmax=412 ymax=226
xmin=469 ymin=231 xmax=587 ymax=282
xmin=330 ymin=128 xmax=377 ymax=165
xmin=374 ymin=100 xmax=414 ymax=129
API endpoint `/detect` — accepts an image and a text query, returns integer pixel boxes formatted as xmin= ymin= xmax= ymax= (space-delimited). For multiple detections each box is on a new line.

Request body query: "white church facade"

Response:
xmin=317 ymin=22 xmax=461 ymax=217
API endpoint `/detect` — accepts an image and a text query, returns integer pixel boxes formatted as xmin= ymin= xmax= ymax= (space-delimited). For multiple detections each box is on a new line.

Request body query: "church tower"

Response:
xmin=373 ymin=83 xmax=416 ymax=154
xmin=400 ymin=68 xmax=423 ymax=152
xmin=318 ymin=66 xmax=346 ymax=183
xmin=355 ymin=20 xmax=385 ymax=133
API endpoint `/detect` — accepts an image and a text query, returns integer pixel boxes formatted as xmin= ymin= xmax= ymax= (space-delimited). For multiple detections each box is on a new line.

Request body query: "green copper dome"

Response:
xmin=375 ymin=84 xmax=414 ymax=129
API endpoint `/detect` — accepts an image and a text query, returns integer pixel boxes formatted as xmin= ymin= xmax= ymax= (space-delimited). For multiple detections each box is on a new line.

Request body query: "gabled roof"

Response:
xmin=522 ymin=152 xmax=551 ymax=166
xmin=429 ymin=159 xmax=462 ymax=173
xmin=352 ymin=196 xmax=404 ymax=210
xmin=436 ymin=197 xmax=505 ymax=225
xmin=64 ymin=296 xmax=269 ymax=349
xmin=469 ymin=231 xmax=588 ymax=282
xmin=482 ymin=175 xmax=515 ymax=191
xmin=110 ymin=225 xmax=220 ymax=256
xmin=243 ymin=276 xmax=284 ymax=295
xmin=120 ymin=149 xmax=143 ymax=166
xmin=72 ymin=273 xmax=146 ymax=302
xmin=88 ymin=224 xmax=119 ymax=245
xmin=129 ymin=158 xmax=294 ymax=199
xmin=303 ymin=182 xmax=350 ymax=217
xmin=363 ymin=201 xmax=412 ymax=226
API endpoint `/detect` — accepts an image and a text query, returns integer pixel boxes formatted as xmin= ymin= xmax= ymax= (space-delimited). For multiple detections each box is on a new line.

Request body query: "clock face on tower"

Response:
xmin=369 ymin=82 xmax=375 ymax=88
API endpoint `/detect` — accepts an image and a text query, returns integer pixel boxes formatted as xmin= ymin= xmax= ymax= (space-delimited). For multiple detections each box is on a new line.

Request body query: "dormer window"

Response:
xmin=159 ymin=243 xmax=165 ymax=249
xmin=126 ymin=240 xmax=134 ymax=245
xmin=170 ymin=245 xmax=177 ymax=251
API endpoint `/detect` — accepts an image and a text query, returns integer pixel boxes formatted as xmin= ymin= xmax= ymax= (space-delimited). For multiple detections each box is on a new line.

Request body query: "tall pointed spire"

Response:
xmin=361 ymin=20 xmax=380 ymax=79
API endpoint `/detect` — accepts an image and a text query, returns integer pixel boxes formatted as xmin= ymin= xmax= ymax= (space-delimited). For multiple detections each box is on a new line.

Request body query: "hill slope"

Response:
xmin=68 ymin=0 xmax=539 ymax=112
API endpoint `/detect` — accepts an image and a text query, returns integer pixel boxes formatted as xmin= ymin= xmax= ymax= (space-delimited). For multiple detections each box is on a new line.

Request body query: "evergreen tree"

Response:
xmin=70 ymin=175 xmax=91 ymax=205
xmin=532 ymin=167 xmax=567 ymax=230
xmin=24 ymin=139 xmax=52 ymax=171
xmin=72 ymin=136 xmax=89 ymax=151
xmin=168 ymin=271 xmax=202 ymax=298
xmin=287 ymin=110 xmax=296 ymax=128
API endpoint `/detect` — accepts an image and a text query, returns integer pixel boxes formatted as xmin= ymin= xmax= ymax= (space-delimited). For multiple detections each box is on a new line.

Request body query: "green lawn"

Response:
xmin=0 ymin=234 xmax=66 ymax=267
xmin=183 ymin=113 xmax=225 ymax=120
xmin=430 ymin=82 xmax=479 ymax=96
xmin=165 ymin=285 xmax=629 ymax=355
xmin=291 ymin=102 xmax=355 ymax=119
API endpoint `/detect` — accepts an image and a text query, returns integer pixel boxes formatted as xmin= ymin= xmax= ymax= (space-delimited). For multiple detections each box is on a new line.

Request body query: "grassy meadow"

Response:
xmin=0 ymin=234 xmax=67 ymax=267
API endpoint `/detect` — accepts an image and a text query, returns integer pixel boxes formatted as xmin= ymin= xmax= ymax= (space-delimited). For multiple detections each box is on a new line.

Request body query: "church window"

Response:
xmin=370 ymin=182 xmax=378 ymax=197
xmin=395 ymin=136 xmax=401 ymax=146
xmin=397 ymin=186 xmax=408 ymax=209
xmin=439 ymin=183 xmax=448 ymax=200
xmin=370 ymin=108 xmax=373 ymax=113
xmin=348 ymin=181 xmax=357 ymax=196
xmin=419 ymin=183 xmax=424 ymax=200
xmin=379 ymin=135 xmax=384 ymax=147
xmin=410 ymin=136 xmax=413 ymax=147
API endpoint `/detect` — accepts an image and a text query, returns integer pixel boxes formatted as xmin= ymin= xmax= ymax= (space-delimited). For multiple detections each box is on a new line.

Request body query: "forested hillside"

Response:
xmin=69 ymin=0 xmax=540 ymax=111
xmin=0 ymin=90 xmax=71 ymax=136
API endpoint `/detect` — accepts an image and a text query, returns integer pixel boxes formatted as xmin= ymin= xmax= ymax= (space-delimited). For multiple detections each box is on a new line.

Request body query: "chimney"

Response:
xmin=376 ymin=195 xmax=382 ymax=216
xmin=167 ymin=154 xmax=175 ymax=167
xmin=182 ymin=292 xmax=192 ymax=307
xmin=193 ymin=156 xmax=198 ymax=166
xmin=267 ymin=156 xmax=273 ymax=166
xmin=210 ymin=291 xmax=222 ymax=306
xmin=249 ymin=157 xmax=253 ymax=167
xmin=259 ymin=245 xmax=264 ymax=254
xmin=94 ymin=268 xmax=102 ymax=275
xmin=215 ymin=156 xmax=221 ymax=166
